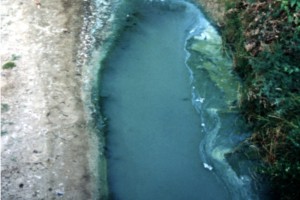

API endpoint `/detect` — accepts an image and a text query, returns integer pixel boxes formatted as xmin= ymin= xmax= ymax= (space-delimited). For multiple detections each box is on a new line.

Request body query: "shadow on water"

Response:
xmin=98 ymin=0 xmax=259 ymax=199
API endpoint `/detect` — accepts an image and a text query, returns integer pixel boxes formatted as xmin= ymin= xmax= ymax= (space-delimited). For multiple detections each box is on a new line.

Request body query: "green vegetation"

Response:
xmin=2 ymin=61 xmax=16 ymax=69
xmin=1 ymin=131 xmax=8 ymax=136
xmin=222 ymin=0 xmax=300 ymax=199
xmin=2 ymin=54 xmax=20 ymax=69
xmin=1 ymin=119 xmax=13 ymax=136
xmin=11 ymin=54 xmax=21 ymax=61
xmin=1 ymin=103 xmax=10 ymax=113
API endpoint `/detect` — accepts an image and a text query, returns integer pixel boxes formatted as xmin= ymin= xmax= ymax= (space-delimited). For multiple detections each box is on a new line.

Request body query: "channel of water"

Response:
xmin=98 ymin=0 xmax=258 ymax=199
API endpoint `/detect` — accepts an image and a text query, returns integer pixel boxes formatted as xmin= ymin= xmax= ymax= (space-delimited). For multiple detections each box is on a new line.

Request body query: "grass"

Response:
xmin=222 ymin=0 xmax=300 ymax=199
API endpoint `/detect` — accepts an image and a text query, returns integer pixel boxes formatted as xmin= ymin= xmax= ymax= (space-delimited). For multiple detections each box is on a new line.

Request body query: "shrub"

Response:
xmin=223 ymin=0 xmax=300 ymax=199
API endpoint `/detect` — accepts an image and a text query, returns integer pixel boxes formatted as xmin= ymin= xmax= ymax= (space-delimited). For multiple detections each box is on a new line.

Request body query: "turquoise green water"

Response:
xmin=99 ymin=0 xmax=257 ymax=199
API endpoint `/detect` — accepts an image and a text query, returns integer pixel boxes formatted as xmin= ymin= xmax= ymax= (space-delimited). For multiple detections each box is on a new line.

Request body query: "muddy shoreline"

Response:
xmin=1 ymin=0 xmax=113 ymax=199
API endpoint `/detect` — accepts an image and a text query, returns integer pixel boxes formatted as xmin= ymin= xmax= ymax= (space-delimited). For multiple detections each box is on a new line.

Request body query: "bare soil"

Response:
xmin=1 ymin=0 xmax=107 ymax=199
xmin=196 ymin=0 xmax=226 ymax=26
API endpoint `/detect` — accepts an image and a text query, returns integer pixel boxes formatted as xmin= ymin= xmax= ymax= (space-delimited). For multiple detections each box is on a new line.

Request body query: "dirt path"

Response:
xmin=1 ymin=0 xmax=110 ymax=199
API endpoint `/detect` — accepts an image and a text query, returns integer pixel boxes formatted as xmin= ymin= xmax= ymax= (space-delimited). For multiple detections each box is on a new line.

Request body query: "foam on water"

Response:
xmin=186 ymin=13 xmax=259 ymax=200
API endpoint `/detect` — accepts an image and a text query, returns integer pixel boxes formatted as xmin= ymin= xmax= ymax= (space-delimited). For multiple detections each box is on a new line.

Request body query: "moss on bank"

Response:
xmin=221 ymin=0 xmax=300 ymax=199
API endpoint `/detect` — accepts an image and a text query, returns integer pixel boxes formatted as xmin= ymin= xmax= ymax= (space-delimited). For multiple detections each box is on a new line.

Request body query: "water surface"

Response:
xmin=100 ymin=0 xmax=251 ymax=199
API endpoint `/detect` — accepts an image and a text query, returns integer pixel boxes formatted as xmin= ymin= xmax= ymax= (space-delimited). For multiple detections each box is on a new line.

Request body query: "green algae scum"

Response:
xmin=96 ymin=0 xmax=259 ymax=199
